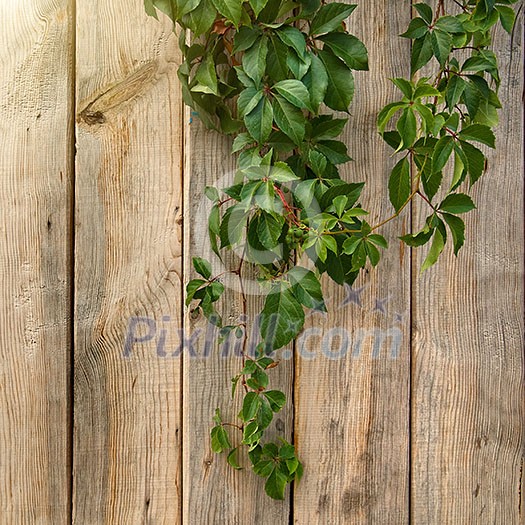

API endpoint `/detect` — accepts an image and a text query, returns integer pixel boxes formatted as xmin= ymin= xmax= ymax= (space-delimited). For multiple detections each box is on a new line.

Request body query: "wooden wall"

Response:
xmin=0 ymin=1 xmax=522 ymax=523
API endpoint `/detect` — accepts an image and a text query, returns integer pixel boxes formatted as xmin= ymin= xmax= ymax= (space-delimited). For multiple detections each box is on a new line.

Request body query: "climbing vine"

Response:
xmin=145 ymin=0 xmax=518 ymax=500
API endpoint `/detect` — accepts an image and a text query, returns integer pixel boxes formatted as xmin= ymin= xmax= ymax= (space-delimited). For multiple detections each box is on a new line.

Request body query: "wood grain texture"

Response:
xmin=0 ymin=1 xmax=73 ymax=523
xmin=411 ymin=7 xmax=524 ymax=524
xmin=74 ymin=3 xmax=183 ymax=523
xmin=183 ymin=112 xmax=294 ymax=523
xmin=293 ymin=3 xmax=412 ymax=524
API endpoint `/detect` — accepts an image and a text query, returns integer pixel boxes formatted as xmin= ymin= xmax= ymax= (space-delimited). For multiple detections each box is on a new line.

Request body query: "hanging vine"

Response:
xmin=145 ymin=0 xmax=518 ymax=500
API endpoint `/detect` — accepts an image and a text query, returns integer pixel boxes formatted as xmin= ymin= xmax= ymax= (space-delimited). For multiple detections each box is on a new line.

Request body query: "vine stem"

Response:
xmin=274 ymin=183 xmax=302 ymax=226
xmin=222 ymin=422 xmax=243 ymax=431
xmin=370 ymin=187 xmax=420 ymax=232
xmin=450 ymin=0 xmax=468 ymax=12
xmin=235 ymin=243 xmax=249 ymax=393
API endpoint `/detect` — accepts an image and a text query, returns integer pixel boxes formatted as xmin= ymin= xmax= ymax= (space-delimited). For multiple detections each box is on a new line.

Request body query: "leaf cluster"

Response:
xmin=147 ymin=0 xmax=517 ymax=500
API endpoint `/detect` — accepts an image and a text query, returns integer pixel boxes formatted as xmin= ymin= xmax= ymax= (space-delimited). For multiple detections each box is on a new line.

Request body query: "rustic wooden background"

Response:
xmin=0 ymin=0 xmax=523 ymax=523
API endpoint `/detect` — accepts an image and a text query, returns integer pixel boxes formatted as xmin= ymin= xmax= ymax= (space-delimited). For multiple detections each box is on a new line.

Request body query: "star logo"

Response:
xmin=339 ymin=284 xmax=366 ymax=308
xmin=373 ymin=296 xmax=391 ymax=314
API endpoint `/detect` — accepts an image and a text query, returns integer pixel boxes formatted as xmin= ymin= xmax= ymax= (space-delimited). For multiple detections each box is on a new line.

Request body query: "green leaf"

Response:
xmin=227 ymin=447 xmax=242 ymax=470
xmin=150 ymin=0 xmax=175 ymax=19
xmin=311 ymin=116 xmax=348 ymax=140
xmin=220 ymin=206 xmax=248 ymax=247
xmin=211 ymin=0 xmax=242 ymax=26
xmin=242 ymin=392 xmax=261 ymax=421
xmin=257 ymin=212 xmax=285 ymax=249
xmin=401 ymin=17 xmax=429 ymax=39
xmin=205 ymin=186 xmax=220 ymax=202
xmin=276 ymin=26 xmax=307 ymax=60
xmin=257 ymin=356 xmax=274 ymax=369
xmin=193 ymin=256 xmax=212 ymax=279
xmin=458 ymin=124 xmax=495 ymax=148
xmin=273 ymin=94 xmax=306 ymax=145
xmin=332 ymin=195 xmax=347 ymax=216
xmin=303 ymin=54 xmax=328 ymax=112
xmin=234 ymin=26 xmax=262 ymax=53
xmin=265 ymin=467 xmax=288 ymax=500
xmin=411 ymin=33 xmax=433 ymax=73
xmin=310 ymin=3 xmax=357 ymax=36
xmin=435 ymin=16 xmax=464 ymax=33
xmin=245 ymin=97 xmax=274 ymax=143
xmin=432 ymin=135 xmax=454 ymax=173
xmin=237 ymin=87 xmax=264 ymax=117
xmin=288 ymin=266 xmax=326 ymax=311
xmin=257 ymin=397 xmax=274 ymax=429
xmin=431 ymin=29 xmax=452 ymax=67
xmin=231 ymin=374 xmax=241 ymax=397
xmin=209 ymin=205 xmax=221 ymax=257
xmin=249 ymin=0 xmax=270 ymax=17
xmin=182 ymin=0 xmax=217 ymax=36
xmin=320 ymin=182 xmax=364 ymax=209
xmin=232 ymin=133 xmax=255 ymax=153
xmin=192 ymin=55 xmax=219 ymax=96
xmin=388 ymin=157 xmax=411 ymax=212
xmin=263 ymin=390 xmax=286 ymax=412
xmin=414 ymin=103 xmax=435 ymax=133
xmin=211 ymin=425 xmax=232 ymax=453
xmin=316 ymin=140 xmax=351 ymax=164
xmin=243 ymin=421 xmax=261 ymax=446
xmin=439 ymin=193 xmax=476 ymax=214
xmin=442 ymin=213 xmax=465 ymax=255
xmin=377 ymin=102 xmax=406 ymax=133
xmin=260 ymin=283 xmax=305 ymax=350
xmin=421 ymin=161 xmax=443 ymax=201
xmin=273 ymin=80 xmax=312 ymax=111
xmin=445 ymin=75 xmax=466 ymax=109
xmin=319 ymin=33 xmax=369 ymax=71
xmin=400 ymin=228 xmax=433 ymax=247
xmin=242 ymin=360 xmax=258 ymax=375
xmin=350 ymin=242 xmax=367 ymax=270
xmin=269 ymin=162 xmax=300 ymax=182
xmin=252 ymin=367 xmax=269 ymax=389
xmin=368 ymin=234 xmax=388 ymax=249
xmin=318 ymin=50 xmax=354 ymax=112
xmin=177 ymin=0 xmax=201 ymax=17
xmin=144 ymin=0 xmax=159 ymax=18
xmin=341 ymin=236 xmax=361 ymax=255
xmin=287 ymin=48 xmax=311 ymax=79
xmin=243 ymin=36 xmax=269 ymax=84
xmin=266 ymin=35 xmax=290 ymax=82
xmin=459 ymin=140 xmax=486 ymax=185
xmin=421 ymin=227 xmax=445 ymax=272
xmin=396 ymin=107 xmax=417 ymax=149
xmin=186 ymin=278 xmax=206 ymax=305
xmin=450 ymin=147 xmax=467 ymax=191
xmin=392 ymin=78 xmax=414 ymax=100
xmin=414 ymin=3 xmax=433 ymax=24
xmin=208 ymin=281 xmax=225 ymax=302
xmin=497 ymin=5 xmax=516 ymax=34
xmin=414 ymin=84 xmax=440 ymax=100
xmin=364 ymin=240 xmax=381 ymax=266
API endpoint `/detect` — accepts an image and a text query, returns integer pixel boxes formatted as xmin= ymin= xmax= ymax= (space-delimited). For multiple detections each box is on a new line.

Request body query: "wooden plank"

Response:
xmin=73 ymin=3 xmax=183 ymax=522
xmin=411 ymin=12 xmax=524 ymax=525
xmin=182 ymin=116 xmax=293 ymax=521
xmin=0 ymin=1 xmax=74 ymax=523
xmin=293 ymin=3 xmax=412 ymax=523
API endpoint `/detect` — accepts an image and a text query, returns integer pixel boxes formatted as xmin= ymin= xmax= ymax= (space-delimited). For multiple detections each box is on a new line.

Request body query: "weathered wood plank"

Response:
xmin=74 ymin=3 xmax=183 ymax=522
xmin=411 ymin=10 xmax=524 ymax=525
xmin=183 ymin=115 xmax=293 ymax=522
xmin=0 ymin=1 xmax=74 ymax=523
xmin=293 ymin=3 xmax=412 ymax=523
